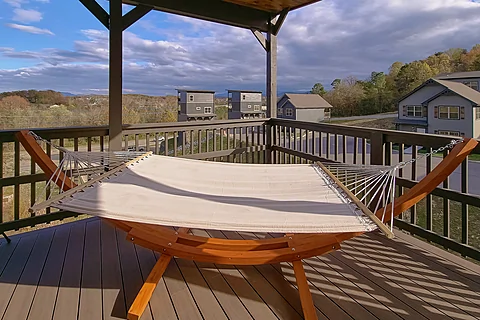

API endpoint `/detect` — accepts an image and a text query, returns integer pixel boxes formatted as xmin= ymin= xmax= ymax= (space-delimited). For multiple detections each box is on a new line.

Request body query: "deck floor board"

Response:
xmin=0 ymin=217 xmax=479 ymax=320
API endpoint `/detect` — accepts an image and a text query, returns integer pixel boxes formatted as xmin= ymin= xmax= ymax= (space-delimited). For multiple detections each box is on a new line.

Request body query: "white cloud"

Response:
xmin=1 ymin=0 xmax=480 ymax=95
xmin=3 ymin=0 xmax=25 ymax=8
xmin=6 ymin=23 xmax=54 ymax=35
xmin=12 ymin=8 xmax=42 ymax=23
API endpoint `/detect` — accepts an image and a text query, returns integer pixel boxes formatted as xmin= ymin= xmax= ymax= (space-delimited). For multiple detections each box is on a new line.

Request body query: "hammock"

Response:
xmin=14 ymin=130 xmax=478 ymax=320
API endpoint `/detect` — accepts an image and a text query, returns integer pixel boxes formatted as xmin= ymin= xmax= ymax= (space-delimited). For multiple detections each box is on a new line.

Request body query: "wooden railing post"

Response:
xmin=370 ymin=132 xmax=384 ymax=165
xmin=266 ymin=121 xmax=273 ymax=164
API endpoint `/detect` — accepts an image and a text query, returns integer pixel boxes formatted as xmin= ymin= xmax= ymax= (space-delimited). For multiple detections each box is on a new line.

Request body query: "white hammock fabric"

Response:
xmin=45 ymin=154 xmax=379 ymax=234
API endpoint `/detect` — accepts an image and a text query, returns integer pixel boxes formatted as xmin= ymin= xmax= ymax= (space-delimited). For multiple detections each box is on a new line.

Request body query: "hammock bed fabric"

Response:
xmin=14 ymin=130 xmax=478 ymax=320
xmin=48 ymin=155 xmax=378 ymax=234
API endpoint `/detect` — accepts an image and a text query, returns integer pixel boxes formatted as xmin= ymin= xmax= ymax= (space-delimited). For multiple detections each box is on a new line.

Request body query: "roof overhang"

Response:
xmin=121 ymin=0 xmax=322 ymax=32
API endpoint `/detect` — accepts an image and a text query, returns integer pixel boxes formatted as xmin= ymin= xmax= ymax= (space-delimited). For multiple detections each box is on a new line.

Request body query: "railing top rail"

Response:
xmin=269 ymin=118 xmax=480 ymax=153
xmin=0 ymin=118 xmax=269 ymax=143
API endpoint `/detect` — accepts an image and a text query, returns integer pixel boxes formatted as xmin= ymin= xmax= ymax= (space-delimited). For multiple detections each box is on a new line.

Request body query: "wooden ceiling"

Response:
xmin=222 ymin=0 xmax=321 ymax=13
xmin=122 ymin=0 xmax=322 ymax=32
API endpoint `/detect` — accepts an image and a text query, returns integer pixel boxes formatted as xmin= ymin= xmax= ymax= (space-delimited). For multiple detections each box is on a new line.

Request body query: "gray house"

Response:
xmin=227 ymin=90 xmax=266 ymax=119
xmin=177 ymin=89 xmax=216 ymax=122
xmin=277 ymin=93 xmax=332 ymax=122
xmin=395 ymin=71 xmax=480 ymax=138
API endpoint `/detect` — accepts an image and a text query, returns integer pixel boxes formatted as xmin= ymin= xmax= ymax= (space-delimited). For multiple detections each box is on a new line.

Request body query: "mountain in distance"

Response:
xmin=61 ymin=92 xmax=77 ymax=97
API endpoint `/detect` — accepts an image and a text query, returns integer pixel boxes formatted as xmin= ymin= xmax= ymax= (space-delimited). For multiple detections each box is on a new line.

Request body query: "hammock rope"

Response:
xmin=27 ymin=131 xmax=464 ymax=235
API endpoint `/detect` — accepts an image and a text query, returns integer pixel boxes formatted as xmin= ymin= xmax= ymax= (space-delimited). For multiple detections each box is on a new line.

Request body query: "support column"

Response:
xmin=266 ymin=22 xmax=277 ymax=119
xmin=109 ymin=0 xmax=123 ymax=151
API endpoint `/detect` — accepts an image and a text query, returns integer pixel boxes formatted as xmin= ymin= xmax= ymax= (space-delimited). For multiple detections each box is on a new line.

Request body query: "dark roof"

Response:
xmin=122 ymin=0 xmax=321 ymax=32
xmin=435 ymin=71 xmax=480 ymax=80
xmin=393 ymin=119 xmax=428 ymax=126
xmin=176 ymin=89 xmax=215 ymax=94
xmin=278 ymin=93 xmax=333 ymax=109
xmin=227 ymin=89 xmax=263 ymax=93
xmin=422 ymin=80 xmax=480 ymax=106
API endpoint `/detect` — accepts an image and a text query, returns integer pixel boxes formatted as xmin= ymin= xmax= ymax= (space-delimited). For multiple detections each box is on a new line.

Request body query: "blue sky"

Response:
xmin=1 ymin=0 xmax=480 ymax=96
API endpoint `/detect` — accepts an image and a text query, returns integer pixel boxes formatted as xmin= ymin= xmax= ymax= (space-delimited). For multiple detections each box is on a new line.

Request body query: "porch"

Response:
xmin=1 ymin=118 xmax=480 ymax=319
xmin=1 ymin=217 xmax=479 ymax=320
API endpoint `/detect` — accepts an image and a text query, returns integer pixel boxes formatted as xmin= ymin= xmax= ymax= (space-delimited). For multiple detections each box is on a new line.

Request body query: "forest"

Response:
xmin=313 ymin=44 xmax=480 ymax=117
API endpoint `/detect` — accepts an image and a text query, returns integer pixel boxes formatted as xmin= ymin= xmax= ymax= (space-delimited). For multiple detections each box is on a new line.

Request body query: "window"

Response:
xmin=247 ymin=104 xmax=252 ymax=108
xmin=254 ymin=105 xmax=260 ymax=111
xmin=204 ymin=107 xmax=212 ymax=114
xmin=438 ymin=106 xmax=459 ymax=119
xmin=195 ymin=107 xmax=201 ymax=111
xmin=242 ymin=94 xmax=246 ymax=100
xmin=476 ymin=108 xmax=480 ymax=120
xmin=189 ymin=95 xmax=194 ymax=102
xmin=437 ymin=130 xmax=461 ymax=137
xmin=278 ymin=108 xmax=283 ymax=115
xmin=405 ymin=105 xmax=423 ymax=117
xmin=285 ymin=108 xmax=293 ymax=117
xmin=464 ymin=81 xmax=479 ymax=91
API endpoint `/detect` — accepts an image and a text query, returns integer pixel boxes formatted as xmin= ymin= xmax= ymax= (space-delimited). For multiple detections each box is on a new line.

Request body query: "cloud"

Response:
xmin=3 ymin=0 xmax=25 ymax=8
xmin=6 ymin=23 xmax=54 ymax=35
xmin=1 ymin=0 xmax=480 ymax=95
xmin=12 ymin=8 xmax=42 ymax=23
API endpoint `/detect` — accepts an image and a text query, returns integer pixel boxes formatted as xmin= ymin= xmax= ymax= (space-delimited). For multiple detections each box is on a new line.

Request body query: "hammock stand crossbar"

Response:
xmin=14 ymin=130 xmax=478 ymax=320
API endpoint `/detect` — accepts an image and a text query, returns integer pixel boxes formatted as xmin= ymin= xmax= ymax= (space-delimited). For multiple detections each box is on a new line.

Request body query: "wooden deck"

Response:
xmin=0 ymin=218 xmax=479 ymax=320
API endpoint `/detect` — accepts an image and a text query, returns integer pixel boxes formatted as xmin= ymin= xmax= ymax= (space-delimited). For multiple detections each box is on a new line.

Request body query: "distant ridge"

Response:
xmin=61 ymin=92 xmax=76 ymax=97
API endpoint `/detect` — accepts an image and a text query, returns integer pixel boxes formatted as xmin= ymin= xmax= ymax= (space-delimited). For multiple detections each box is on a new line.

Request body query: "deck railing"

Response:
xmin=0 ymin=119 xmax=267 ymax=233
xmin=1 ymin=118 xmax=480 ymax=261
xmin=269 ymin=118 xmax=480 ymax=261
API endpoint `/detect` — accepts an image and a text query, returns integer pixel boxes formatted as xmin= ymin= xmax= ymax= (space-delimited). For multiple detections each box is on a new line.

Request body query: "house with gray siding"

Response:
xmin=276 ymin=93 xmax=332 ymax=122
xmin=227 ymin=90 xmax=266 ymax=119
xmin=177 ymin=89 xmax=216 ymax=122
xmin=395 ymin=71 xmax=480 ymax=138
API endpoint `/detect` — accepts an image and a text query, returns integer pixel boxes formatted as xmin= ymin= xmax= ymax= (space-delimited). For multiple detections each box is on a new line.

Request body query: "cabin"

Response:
xmin=177 ymin=89 xmax=216 ymax=122
xmin=227 ymin=90 xmax=266 ymax=119
xmin=277 ymin=93 xmax=333 ymax=122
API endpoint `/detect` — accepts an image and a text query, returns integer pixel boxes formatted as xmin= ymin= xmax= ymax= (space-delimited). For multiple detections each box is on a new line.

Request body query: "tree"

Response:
xmin=324 ymin=77 xmax=364 ymax=117
xmin=331 ymin=79 xmax=341 ymax=89
xmin=395 ymin=61 xmax=435 ymax=95
xmin=0 ymin=95 xmax=30 ymax=110
xmin=425 ymin=53 xmax=453 ymax=75
xmin=311 ymin=83 xmax=326 ymax=96
xmin=461 ymin=45 xmax=480 ymax=71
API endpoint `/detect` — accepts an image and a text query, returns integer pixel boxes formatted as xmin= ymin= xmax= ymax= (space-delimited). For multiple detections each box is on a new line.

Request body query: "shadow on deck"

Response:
xmin=0 ymin=218 xmax=479 ymax=320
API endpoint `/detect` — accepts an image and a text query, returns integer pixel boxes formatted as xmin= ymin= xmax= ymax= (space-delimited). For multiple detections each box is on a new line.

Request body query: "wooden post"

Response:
xmin=266 ymin=20 xmax=277 ymax=164
xmin=109 ymin=0 xmax=123 ymax=151
xmin=369 ymin=132 xmax=384 ymax=165
xmin=266 ymin=20 xmax=277 ymax=119
xmin=293 ymin=260 xmax=318 ymax=320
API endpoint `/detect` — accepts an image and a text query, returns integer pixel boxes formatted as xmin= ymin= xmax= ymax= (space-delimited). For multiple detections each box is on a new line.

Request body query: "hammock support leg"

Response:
xmin=1 ymin=232 xmax=11 ymax=244
xmin=127 ymin=227 xmax=189 ymax=320
xmin=127 ymin=253 xmax=173 ymax=320
xmin=293 ymin=260 xmax=318 ymax=320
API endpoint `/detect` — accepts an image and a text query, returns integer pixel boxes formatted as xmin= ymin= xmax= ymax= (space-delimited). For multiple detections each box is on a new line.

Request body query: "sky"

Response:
xmin=0 ymin=0 xmax=480 ymax=96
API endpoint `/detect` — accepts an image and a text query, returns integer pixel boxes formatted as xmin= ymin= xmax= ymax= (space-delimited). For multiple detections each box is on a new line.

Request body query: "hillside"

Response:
xmin=312 ymin=44 xmax=480 ymax=117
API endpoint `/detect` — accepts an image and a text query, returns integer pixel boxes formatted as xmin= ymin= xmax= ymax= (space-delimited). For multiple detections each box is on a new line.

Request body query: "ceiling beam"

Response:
xmin=123 ymin=5 xmax=153 ymax=31
xmin=122 ymin=0 xmax=271 ymax=32
xmin=251 ymin=29 xmax=267 ymax=51
xmin=79 ymin=0 xmax=110 ymax=29
xmin=272 ymin=8 xmax=288 ymax=35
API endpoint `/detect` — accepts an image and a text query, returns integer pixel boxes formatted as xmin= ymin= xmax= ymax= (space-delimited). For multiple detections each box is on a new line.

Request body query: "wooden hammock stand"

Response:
xmin=16 ymin=130 xmax=478 ymax=320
